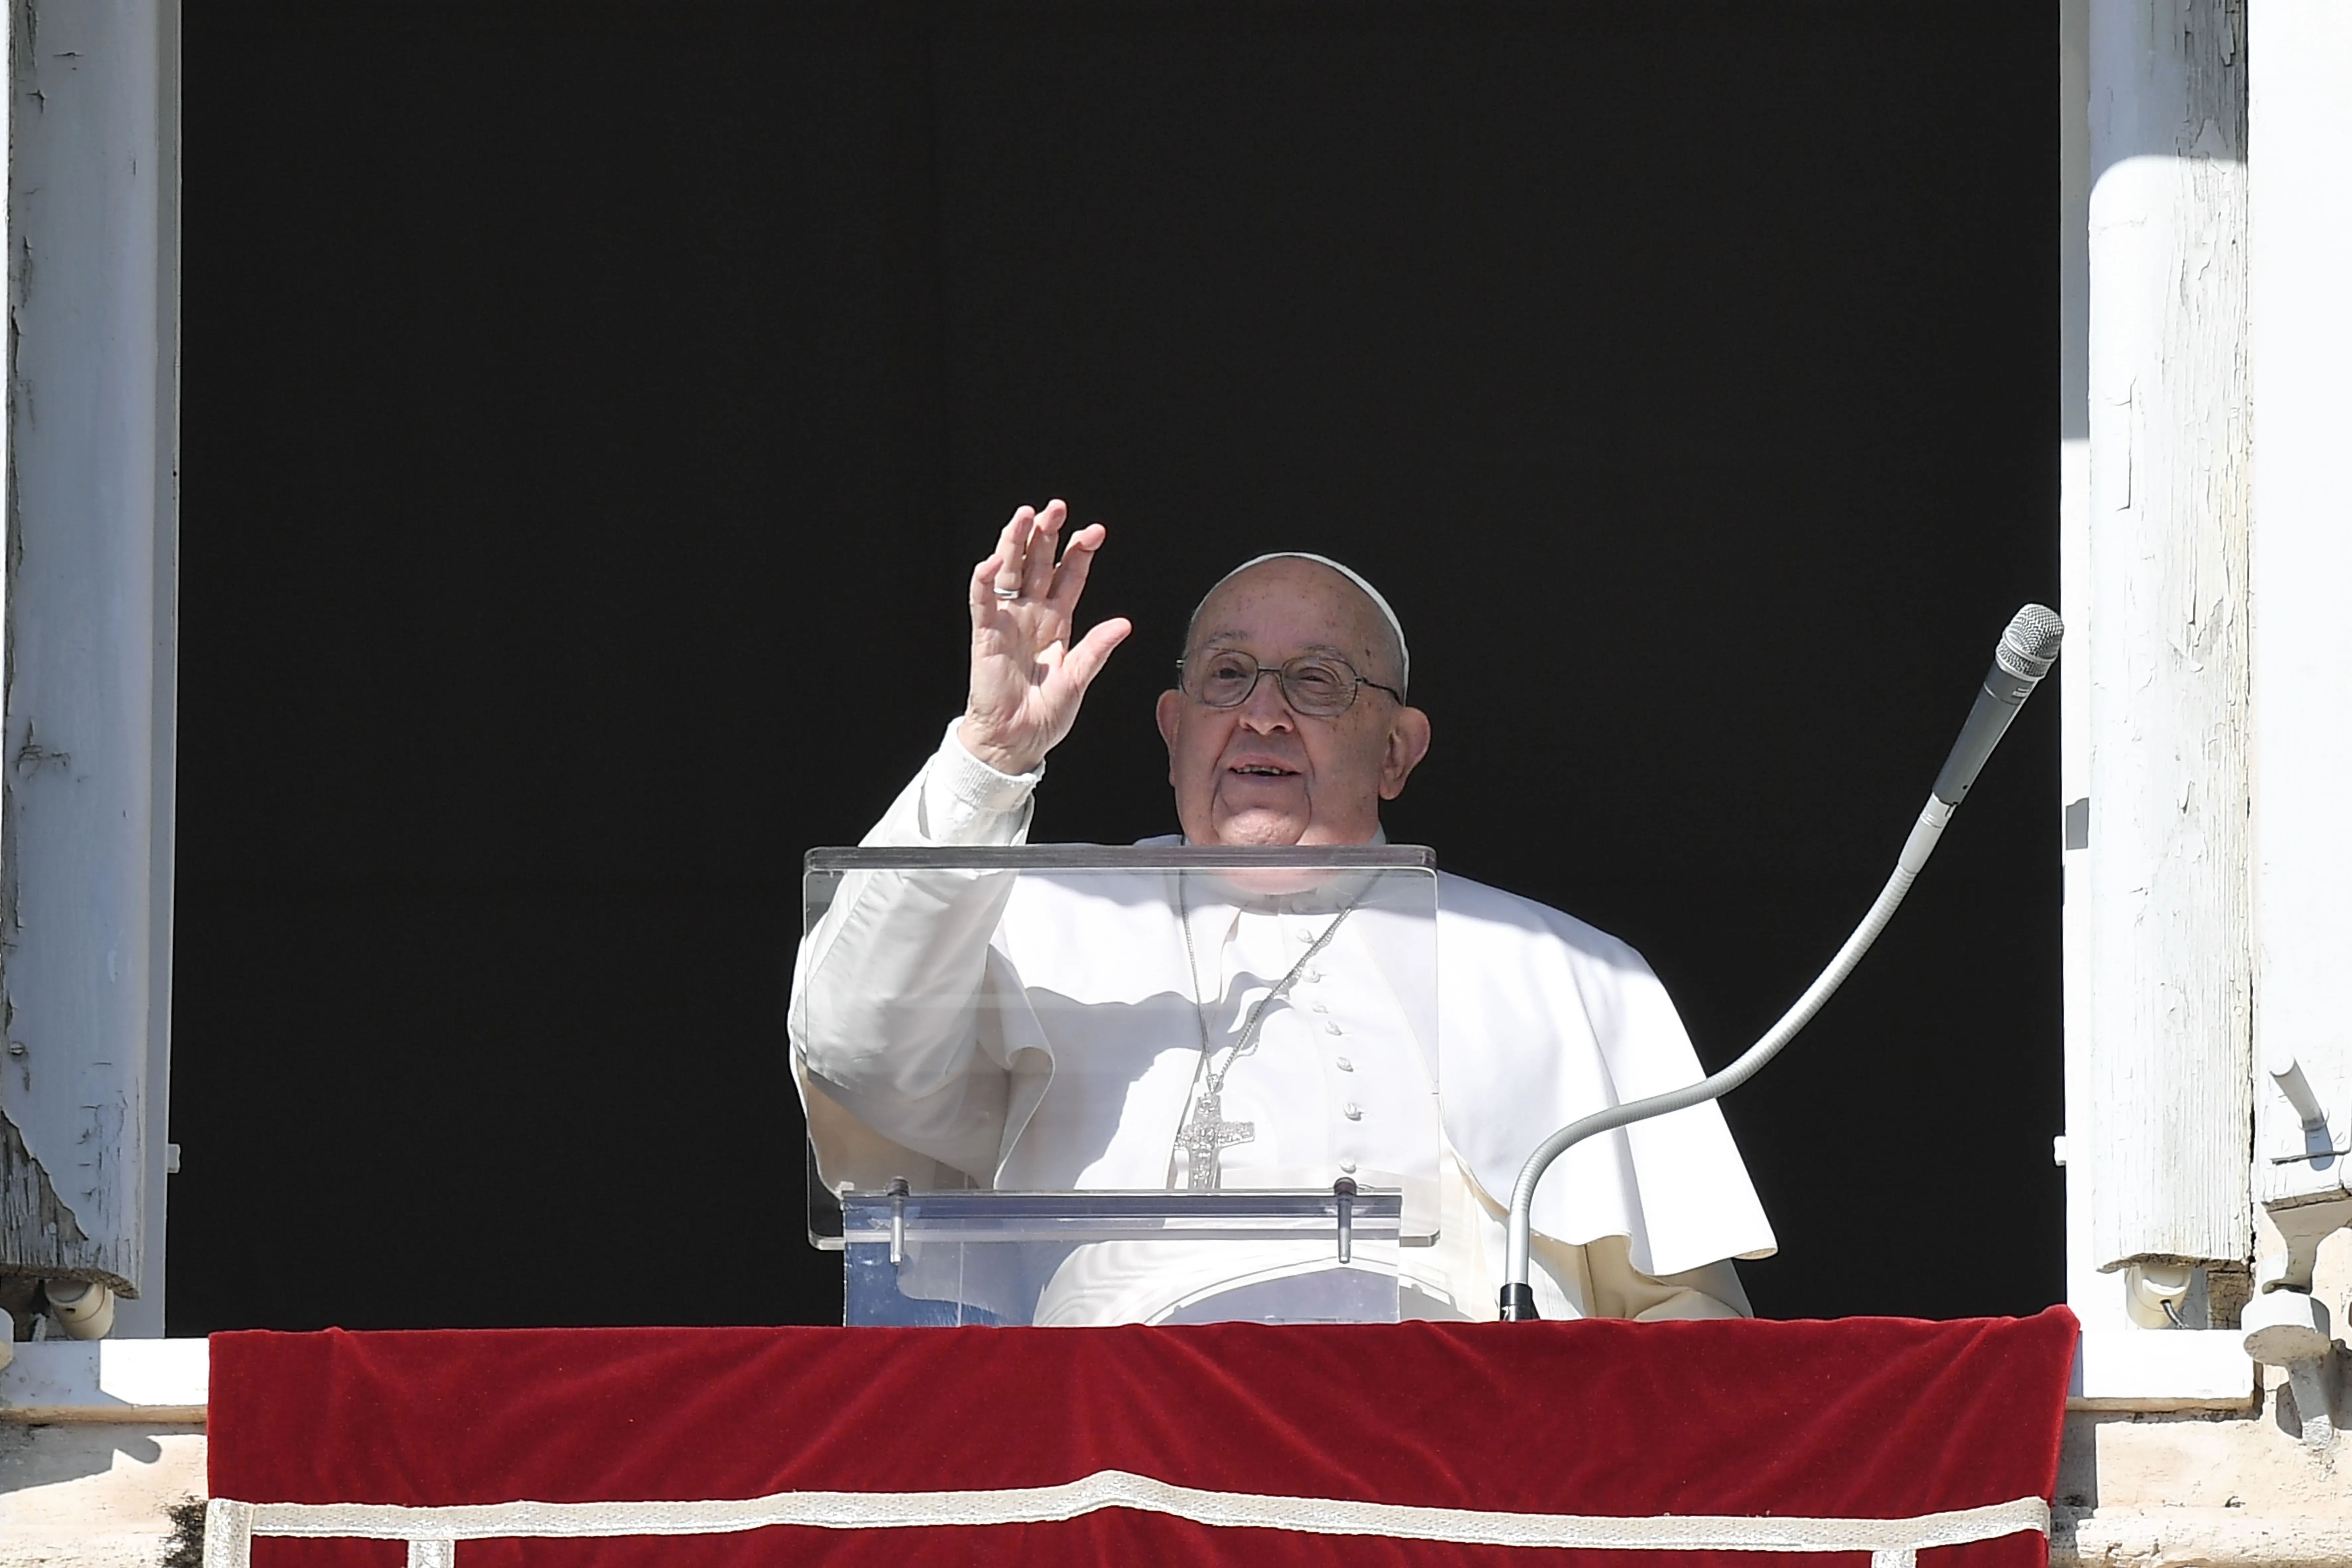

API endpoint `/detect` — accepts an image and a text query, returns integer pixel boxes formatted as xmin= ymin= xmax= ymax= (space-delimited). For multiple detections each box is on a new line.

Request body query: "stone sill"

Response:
xmin=0 ymin=1329 xmax=2259 ymax=1423
xmin=0 ymin=1339 xmax=208 ymax=1423
xmin=3 ymin=1337 xmax=2342 ymax=1568
xmin=2053 ymin=1508 xmax=2352 ymax=1568
xmin=2068 ymin=1327 xmax=2258 ymax=1410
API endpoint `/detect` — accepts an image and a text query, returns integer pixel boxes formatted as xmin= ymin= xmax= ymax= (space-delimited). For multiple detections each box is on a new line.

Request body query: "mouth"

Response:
xmin=1226 ymin=763 xmax=1300 ymax=779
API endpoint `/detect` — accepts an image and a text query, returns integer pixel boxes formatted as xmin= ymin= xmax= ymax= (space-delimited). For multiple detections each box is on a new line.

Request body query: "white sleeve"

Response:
xmin=790 ymin=722 xmax=1045 ymax=1179
xmin=905 ymin=719 xmax=1045 ymax=847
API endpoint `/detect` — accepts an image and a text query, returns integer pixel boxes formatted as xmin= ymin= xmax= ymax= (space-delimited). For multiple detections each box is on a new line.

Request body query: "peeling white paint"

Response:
xmin=2083 ymin=0 xmax=2253 ymax=1280
xmin=0 ymin=0 xmax=180 ymax=1323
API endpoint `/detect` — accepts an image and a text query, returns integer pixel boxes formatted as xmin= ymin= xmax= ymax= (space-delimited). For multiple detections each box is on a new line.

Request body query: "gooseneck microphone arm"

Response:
xmin=1498 ymin=605 xmax=2064 ymax=1321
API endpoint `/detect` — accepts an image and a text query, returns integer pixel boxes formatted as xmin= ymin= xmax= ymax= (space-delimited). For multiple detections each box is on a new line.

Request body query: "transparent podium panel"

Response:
xmin=797 ymin=846 xmax=1438 ymax=1326
xmin=840 ymin=1187 xmax=1404 ymax=1325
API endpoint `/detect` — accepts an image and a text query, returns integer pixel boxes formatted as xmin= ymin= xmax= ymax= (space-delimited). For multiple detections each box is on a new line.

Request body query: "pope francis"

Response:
xmin=791 ymin=500 xmax=1776 ymax=1324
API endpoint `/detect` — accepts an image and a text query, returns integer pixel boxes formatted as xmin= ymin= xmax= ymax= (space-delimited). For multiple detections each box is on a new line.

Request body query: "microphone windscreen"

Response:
xmin=1996 ymin=604 xmax=2064 ymax=682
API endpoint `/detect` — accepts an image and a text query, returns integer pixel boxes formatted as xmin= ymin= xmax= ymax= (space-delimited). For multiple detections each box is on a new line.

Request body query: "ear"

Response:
xmin=1378 ymin=706 xmax=1433 ymax=801
xmin=1155 ymin=688 xmax=1184 ymax=784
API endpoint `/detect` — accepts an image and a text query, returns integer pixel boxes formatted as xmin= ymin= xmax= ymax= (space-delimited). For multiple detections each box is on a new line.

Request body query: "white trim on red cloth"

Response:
xmin=203 ymin=1469 xmax=2050 ymax=1568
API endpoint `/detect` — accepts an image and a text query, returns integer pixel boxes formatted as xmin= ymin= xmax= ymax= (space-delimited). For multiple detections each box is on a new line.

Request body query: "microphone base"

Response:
xmin=1498 ymin=1283 xmax=1540 ymax=1321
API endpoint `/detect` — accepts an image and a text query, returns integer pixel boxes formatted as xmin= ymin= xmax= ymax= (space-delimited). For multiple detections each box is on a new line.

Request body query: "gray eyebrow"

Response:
xmin=1191 ymin=636 xmax=1358 ymax=660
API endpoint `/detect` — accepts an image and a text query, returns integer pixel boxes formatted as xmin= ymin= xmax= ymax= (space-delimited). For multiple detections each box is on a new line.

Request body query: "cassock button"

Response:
xmin=1311 ymin=1002 xmax=1328 ymax=1013
xmin=1324 ymin=1021 xmax=1343 ymax=1036
xmin=1342 ymin=1102 xmax=1363 ymax=1121
xmin=1334 ymin=1056 xmax=1353 ymax=1072
xmin=1339 ymin=1160 xmax=1357 ymax=1174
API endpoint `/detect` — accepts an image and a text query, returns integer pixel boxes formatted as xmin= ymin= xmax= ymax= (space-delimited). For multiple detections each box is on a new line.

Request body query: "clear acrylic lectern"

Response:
xmin=797 ymin=846 xmax=1439 ymax=1326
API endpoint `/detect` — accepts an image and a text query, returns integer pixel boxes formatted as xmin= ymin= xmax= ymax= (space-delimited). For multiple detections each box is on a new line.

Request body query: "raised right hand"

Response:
xmin=958 ymin=500 xmax=1133 ymax=776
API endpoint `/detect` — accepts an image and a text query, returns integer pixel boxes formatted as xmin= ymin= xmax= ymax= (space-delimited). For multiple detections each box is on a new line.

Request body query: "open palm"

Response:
xmin=959 ymin=500 xmax=1133 ymax=776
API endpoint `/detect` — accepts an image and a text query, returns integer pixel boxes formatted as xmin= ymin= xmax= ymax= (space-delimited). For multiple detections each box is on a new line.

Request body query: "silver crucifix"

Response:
xmin=1177 ymin=1088 xmax=1254 ymax=1190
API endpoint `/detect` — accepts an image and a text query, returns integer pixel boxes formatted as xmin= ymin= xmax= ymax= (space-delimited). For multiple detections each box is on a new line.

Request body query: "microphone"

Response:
xmin=1930 ymin=605 xmax=2066 ymax=807
xmin=1499 ymin=604 xmax=2064 ymax=1319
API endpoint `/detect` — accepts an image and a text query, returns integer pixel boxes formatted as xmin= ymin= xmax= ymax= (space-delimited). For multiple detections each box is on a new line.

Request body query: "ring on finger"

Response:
xmin=993 ymin=586 xmax=1022 ymax=601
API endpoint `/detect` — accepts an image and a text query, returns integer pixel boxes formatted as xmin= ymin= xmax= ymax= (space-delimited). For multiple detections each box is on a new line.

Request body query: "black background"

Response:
xmin=170 ymin=0 xmax=2059 ymax=1331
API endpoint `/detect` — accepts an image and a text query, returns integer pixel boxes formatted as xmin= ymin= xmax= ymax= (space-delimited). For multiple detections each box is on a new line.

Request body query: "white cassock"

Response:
xmin=792 ymin=722 xmax=1777 ymax=1324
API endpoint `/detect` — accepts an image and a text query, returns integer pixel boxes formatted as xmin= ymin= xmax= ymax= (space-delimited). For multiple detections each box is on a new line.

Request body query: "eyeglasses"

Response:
xmin=1176 ymin=651 xmax=1404 ymax=718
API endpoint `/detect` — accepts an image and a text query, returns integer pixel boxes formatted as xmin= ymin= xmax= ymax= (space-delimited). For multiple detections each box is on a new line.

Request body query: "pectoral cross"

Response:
xmin=1177 ymin=1088 xmax=1254 ymax=1191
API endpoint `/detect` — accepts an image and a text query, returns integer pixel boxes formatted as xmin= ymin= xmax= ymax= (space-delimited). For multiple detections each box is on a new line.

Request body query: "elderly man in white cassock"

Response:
xmin=792 ymin=500 xmax=1776 ymax=1324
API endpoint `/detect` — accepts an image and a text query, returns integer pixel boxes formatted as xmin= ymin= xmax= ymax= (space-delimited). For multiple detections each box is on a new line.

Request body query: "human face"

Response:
xmin=1155 ymin=559 xmax=1431 ymax=847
